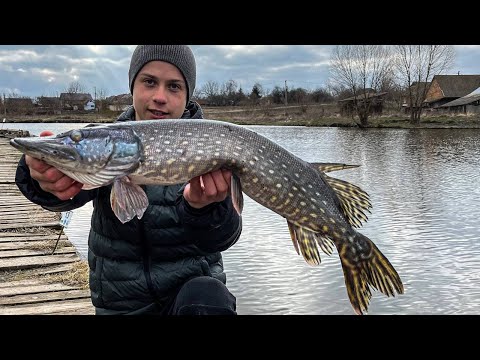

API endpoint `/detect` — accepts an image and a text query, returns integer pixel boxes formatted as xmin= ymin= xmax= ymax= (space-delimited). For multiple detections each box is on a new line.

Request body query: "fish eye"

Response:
xmin=70 ymin=130 xmax=83 ymax=143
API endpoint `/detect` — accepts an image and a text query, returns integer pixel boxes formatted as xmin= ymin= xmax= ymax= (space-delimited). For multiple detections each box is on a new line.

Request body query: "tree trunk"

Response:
xmin=358 ymin=109 xmax=369 ymax=127
xmin=410 ymin=108 xmax=421 ymax=126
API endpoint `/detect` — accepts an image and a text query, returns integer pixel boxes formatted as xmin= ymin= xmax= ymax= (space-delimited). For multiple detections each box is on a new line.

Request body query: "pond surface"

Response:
xmin=8 ymin=122 xmax=480 ymax=315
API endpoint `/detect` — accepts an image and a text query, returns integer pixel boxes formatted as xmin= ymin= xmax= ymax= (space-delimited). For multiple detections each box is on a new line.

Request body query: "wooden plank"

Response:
xmin=0 ymin=200 xmax=51 ymax=206
xmin=0 ymin=199 xmax=49 ymax=204
xmin=0 ymin=253 xmax=80 ymax=270
xmin=0 ymin=213 xmax=59 ymax=220
xmin=0 ymin=236 xmax=68 ymax=243
xmin=0 ymin=197 xmax=39 ymax=200
xmin=0 ymin=232 xmax=63 ymax=238
xmin=0 ymin=211 xmax=53 ymax=217
xmin=0 ymin=247 xmax=77 ymax=258
xmin=0 ymin=206 xmax=58 ymax=212
xmin=0 ymin=299 xmax=94 ymax=315
xmin=27 ymin=263 xmax=80 ymax=276
xmin=0 ymin=194 xmax=34 ymax=198
xmin=0 ymin=202 xmax=52 ymax=208
xmin=48 ymin=305 xmax=95 ymax=315
xmin=0 ymin=263 xmax=79 ymax=277
xmin=0 ymin=207 xmax=58 ymax=213
xmin=0 ymin=214 xmax=59 ymax=221
xmin=0 ymin=205 xmax=43 ymax=209
xmin=0 ymin=220 xmax=60 ymax=227
xmin=0 ymin=289 xmax=90 ymax=305
xmin=0 ymin=216 xmax=59 ymax=223
xmin=0 ymin=200 xmax=37 ymax=205
xmin=0 ymin=240 xmax=70 ymax=250
xmin=0 ymin=283 xmax=76 ymax=296
xmin=0 ymin=222 xmax=61 ymax=230
xmin=0 ymin=207 xmax=55 ymax=215
xmin=0 ymin=278 xmax=48 ymax=289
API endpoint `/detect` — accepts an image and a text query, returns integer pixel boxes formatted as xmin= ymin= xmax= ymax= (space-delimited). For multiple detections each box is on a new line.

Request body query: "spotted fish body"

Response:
xmin=10 ymin=119 xmax=404 ymax=314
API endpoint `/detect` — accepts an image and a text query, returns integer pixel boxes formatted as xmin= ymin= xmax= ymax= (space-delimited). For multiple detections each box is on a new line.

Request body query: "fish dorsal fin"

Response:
xmin=230 ymin=174 xmax=244 ymax=215
xmin=310 ymin=163 xmax=360 ymax=173
xmin=323 ymin=174 xmax=372 ymax=228
xmin=110 ymin=177 xmax=149 ymax=223
xmin=287 ymin=221 xmax=336 ymax=266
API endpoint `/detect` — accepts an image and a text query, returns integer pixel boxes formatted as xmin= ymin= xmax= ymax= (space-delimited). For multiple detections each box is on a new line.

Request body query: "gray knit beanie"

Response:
xmin=129 ymin=45 xmax=196 ymax=103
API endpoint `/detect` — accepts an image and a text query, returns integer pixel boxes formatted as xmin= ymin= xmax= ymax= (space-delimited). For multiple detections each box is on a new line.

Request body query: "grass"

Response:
xmin=0 ymin=260 xmax=89 ymax=289
xmin=42 ymin=260 xmax=89 ymax=289
xmin=5 ymin=105 xmax=480 ymax=128
xmin=0 ymin=227 xmax=89 ymax=289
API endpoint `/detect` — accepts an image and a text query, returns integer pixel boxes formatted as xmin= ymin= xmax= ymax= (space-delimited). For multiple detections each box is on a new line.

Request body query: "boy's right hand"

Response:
xmin=25 ymin=130 xmax=84 ymax=201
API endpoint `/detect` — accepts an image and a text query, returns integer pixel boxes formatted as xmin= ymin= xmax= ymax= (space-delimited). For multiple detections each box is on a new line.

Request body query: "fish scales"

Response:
xmin=129 ymin=120 xmax=346 ymax=232
xmin=9 ymin=118 xmax=404 ymax=314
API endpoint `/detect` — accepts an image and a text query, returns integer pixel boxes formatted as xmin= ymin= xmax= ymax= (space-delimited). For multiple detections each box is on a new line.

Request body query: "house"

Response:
xmin=402 ymin=82 xmax=431 ymax=112
xmin=59 ymin=93 xmax=95 ymax=111
xmin=84 ymin=100 xmax=95 ymax=111
xmin=424 ymin=75 xmax=480 ymax=109
xmin=337 ymin=91 xmax=388 ymax=116
xmin=35 ymin=96 xmax=62 ymax=114
xmin=439 ymin=87 xmax=480 ymax=114
xmin=106 ymin=93 xmax=133 ymax=111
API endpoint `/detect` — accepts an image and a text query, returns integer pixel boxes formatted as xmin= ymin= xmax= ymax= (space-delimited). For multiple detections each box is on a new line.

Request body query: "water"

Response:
xmin=7 ymin=122 xmax=480 ymax=315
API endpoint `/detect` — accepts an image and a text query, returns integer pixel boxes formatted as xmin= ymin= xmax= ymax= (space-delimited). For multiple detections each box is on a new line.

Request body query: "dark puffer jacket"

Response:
xmin=14 ymin=101 xmax=242 ymax=313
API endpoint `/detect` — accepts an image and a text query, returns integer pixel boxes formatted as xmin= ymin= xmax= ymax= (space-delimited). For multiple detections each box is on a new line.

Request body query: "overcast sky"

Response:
xmin=1 ymin=45 xmax=480 ymax=99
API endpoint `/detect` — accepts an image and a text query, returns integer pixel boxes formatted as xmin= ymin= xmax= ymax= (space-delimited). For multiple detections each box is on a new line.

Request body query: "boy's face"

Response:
xmin=132 ymin=60 xmax=188 ymax=120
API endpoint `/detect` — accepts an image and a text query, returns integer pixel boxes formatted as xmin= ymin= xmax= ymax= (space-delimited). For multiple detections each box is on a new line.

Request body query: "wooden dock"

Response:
xmin=0 ymin=129 xmax=94 ymax=315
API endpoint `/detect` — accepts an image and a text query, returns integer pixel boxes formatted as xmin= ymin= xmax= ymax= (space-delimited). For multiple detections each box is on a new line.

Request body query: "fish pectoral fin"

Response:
xmin=287 ymin=221 xmax=328 ymax=266
xmin=230 ymin=174 xmax=244 ymax=215
xmin=110 ymin=177 xmax=149 ymax=224
xmin=62 ymin=168 xmax=130 ymax=190
xmin=323 ymin=174 xmax=372 ymax=228
xmin=310 ymin=162 xmax=360 ymax=173
xmin=61 ymin=170 xmax=108 ymax=190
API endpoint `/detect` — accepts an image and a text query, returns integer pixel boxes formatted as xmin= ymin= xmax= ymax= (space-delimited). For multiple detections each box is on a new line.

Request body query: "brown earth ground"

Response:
xmin=5 ymin=104 xmax=480 ymax=128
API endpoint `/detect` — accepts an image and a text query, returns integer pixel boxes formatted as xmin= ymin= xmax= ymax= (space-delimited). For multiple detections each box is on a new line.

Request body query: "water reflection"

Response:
xmin=7 ymin=123 xmax=480 ymax=314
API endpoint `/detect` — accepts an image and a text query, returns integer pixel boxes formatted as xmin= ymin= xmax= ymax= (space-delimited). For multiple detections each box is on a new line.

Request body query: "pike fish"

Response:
xmin=10 ymin=119 xmax=403 ymax=314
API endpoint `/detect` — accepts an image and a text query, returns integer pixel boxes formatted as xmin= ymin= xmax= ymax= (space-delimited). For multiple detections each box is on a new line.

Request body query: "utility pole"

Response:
xmin=284 ymin=80 xmax=288 ymax=106
xmin=3 ymin=93 xmax=6 ymax=117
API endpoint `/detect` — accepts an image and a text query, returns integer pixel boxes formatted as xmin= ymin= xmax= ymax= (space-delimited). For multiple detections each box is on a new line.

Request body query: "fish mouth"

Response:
xmin=9 ymin=138 xmax=24 ymax=152
xmin=10 ymin=137 xmax=77 ymax=163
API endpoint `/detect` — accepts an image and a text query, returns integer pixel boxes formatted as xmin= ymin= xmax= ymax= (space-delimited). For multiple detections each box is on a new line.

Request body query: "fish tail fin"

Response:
xmin=337 ymin=232 xmax=404 ymax=315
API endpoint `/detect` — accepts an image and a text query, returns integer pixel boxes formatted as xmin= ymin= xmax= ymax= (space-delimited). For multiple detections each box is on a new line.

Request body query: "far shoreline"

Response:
xmin=2 ymin=109 xmax=480 ymax=129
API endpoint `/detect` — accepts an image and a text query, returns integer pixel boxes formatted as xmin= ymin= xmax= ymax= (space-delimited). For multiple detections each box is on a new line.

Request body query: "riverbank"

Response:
xmin=3 ymin=106 xmax=480 ymax=128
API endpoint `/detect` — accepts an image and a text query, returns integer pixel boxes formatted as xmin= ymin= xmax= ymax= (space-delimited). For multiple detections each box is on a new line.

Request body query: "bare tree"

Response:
xmin=95 ymin=87 xmax=108 ymax=111
xmin=199 ymin=81 xmax=221 ymax=105
xmin=330 ymin=45 xmax=393 ymax=126
xmin=64 ymin=81 xmax=87 ymax=94
xmin=96 ymin=87 xmax=108 ymax=100
xmin=393 ymin=45 xmax=455 ymax=125
xmin=223 ymin=80 xmax=238 ymax=105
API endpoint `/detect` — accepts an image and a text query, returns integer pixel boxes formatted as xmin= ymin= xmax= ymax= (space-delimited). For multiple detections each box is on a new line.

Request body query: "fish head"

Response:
xmin=10 ymin=125 xmax=143 ymax=187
